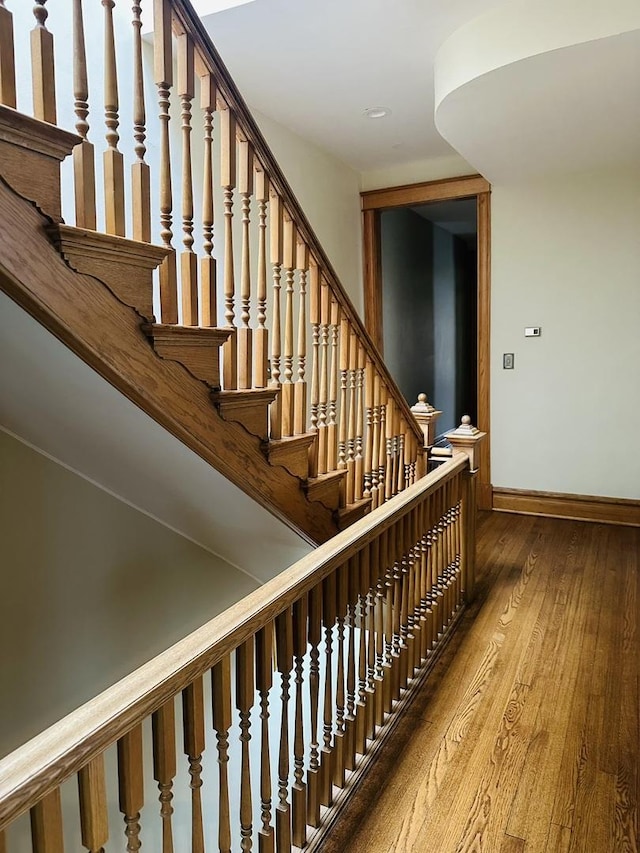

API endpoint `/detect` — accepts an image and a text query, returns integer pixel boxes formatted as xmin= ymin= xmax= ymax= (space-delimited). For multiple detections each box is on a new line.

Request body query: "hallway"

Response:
xmin=331 ymin=511 xmax=639 ymax=852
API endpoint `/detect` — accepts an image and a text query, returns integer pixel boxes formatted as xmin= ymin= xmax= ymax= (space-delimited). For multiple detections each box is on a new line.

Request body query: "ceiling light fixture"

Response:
xmin=364 ymin=107 xmax=391 ymax=119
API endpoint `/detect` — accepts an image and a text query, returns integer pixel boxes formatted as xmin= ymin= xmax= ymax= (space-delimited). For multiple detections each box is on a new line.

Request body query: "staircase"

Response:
xmin=0 ymin=0 xmax=425 ymax=545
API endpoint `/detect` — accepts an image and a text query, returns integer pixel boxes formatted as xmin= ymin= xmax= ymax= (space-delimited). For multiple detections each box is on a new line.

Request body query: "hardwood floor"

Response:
xmin=333 ymin=511 xmax=639 ymax=852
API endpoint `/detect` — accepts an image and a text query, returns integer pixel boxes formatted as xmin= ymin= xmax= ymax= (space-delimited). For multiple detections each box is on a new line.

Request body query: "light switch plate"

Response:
xmin=525 ymin=327 xmax=541 ymax=337
xmin=503 ymin=353 xmax=514 ymax=369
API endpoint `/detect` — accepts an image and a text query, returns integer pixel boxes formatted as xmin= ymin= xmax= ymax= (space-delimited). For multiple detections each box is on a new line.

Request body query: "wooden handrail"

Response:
xmin=0 ymin=455 xmax=466 ymax=832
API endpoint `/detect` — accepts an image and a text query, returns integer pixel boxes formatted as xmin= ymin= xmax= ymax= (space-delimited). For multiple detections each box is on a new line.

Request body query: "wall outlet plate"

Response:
xmin=503 ymin=353 xmax=514 ymax=369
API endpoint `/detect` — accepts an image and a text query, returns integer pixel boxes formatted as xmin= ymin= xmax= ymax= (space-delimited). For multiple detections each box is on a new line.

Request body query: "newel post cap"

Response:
xmin=444 ymin=415 xmax=487 ymax=471
xmin=410 ymin=392 xmax=442 ymax=450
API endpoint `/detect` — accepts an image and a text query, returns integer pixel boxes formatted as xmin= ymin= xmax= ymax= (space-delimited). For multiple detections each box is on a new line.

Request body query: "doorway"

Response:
xmin=361 ymin=175 xmax=492 ymax=509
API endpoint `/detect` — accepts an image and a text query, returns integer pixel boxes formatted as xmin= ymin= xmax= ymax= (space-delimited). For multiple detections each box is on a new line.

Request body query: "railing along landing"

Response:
xmin=0 ymin=0 xmax=424 ymax=512
xmin=0 ymin=455 xmax=477 ymax=852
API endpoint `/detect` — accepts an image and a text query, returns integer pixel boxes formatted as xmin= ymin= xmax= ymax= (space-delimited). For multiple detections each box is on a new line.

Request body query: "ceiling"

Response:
xmin=195 ymin=0 xmax=640 ymax=182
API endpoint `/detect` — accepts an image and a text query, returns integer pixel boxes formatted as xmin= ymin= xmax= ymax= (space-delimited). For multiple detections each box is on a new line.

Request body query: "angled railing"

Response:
xmin=0 ymin=455 xmax=477 ymax=851
xmin=0 ymin=0 xmax=424 ymax=516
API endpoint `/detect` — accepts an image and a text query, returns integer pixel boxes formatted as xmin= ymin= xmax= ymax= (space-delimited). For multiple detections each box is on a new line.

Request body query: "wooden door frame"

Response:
xmin=361 ymin=174 xmax=492 ymax=510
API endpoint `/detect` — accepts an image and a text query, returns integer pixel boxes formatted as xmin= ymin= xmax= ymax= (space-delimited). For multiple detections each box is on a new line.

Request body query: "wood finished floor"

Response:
xmin=332 ymin=511 xmax=639 ymax=853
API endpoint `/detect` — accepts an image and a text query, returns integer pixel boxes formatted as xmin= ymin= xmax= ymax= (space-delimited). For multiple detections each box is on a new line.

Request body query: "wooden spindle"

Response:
xmin=292 ymin=597 xmax=308 ymax=847
xmin=294 ymin=240 xmax=308 ymax=436
xmin=306 ymin=585 xmax=322 ymax=828
xmin=256 ymin=625 xmax=275 ymax=853
xmin=212 ymin=654 xmax=233 ymax=853
xmin=346 ymin=328 xmax=358 ymax=505
xmin=378 ymin=389 xmax=388 ymax=504
xmin=236 ymin=638 xmax=255 ymax=852
xmin=72 ymin=0 xmax=96 ymax=229
xmin=372 ymin=376 xmax=383 ymax=506
xmin=363 ymin=360 xmax=374 ymax=502
xmin=130 ymin=0 xmax=150 ymax=240
xmin=316 ymin=279 xmax=330 ymax=475
xmin=308 ymin=262 xmax=321 ymax=475
xmin=0 ymin=0 xmax=16 ymax=108
xmin=374 ymin=540 xmax=386 ymax=727
xmin=200 ymin=72 xmax=217 ymax=325
xmin=365 ymin=542 xmax=377 ymax=740
xmin=406 ymin=512 xmax=418 ymax=678
xmin=327 ymin=299 xmax=340 ymax=473
xmin=397 ymin=417 xmax=407 ymax=493
xmin=178 ymin=33 xmax=197 ymax=325
xmin=353 ymin=550 xmax=368 ymax=758
xmin=117 ymin=724 xmax=144 ymax=852
xmin=182 ymin=677 xmax=206 ymax=853
xmin=333 ymin=565 xmax=348 ymax=788
xmin=238 ymin=138 xmax=254 ymax=388
xmin=275 ymin=607 xmax=293 ymax=852
xmin=280 ymin=215 xmax=296 ymax=437
xmin=30 ymin=787 xmax=64 ymax=853
xmin=31 ymin=0 xmax=56 ymax=123
xmin=154 ymin=0 xmax=177 ymax=322
xmin=337 ymin=316 xmax=349 ymax=486
xmin=254 ymin=166 xmax=269 ymax=386
xmin=152 ymin=699 xmax=176 ymax=853
xmin=78 ymin=754 xmax=109 ymax=853
xmin=220 ymin=105 xmax=237 ymax=388
xmin=385 ymin=397 xmax=395 ymax=502
xmin=354 ymin=345 xmax=365 ymax=501
xmin=102 ymin=0 xmax=125 ymax=236
xmin=320 ymin=572 xmax=336 ymax=807
xmin=383 ymin=530 xmax=395 ymax=715
xmin=269 ymin=193 xmax=283 ymax=438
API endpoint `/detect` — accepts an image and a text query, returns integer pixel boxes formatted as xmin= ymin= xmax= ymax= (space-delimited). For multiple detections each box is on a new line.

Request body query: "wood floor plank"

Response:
xmin=338 ymin=515 xmax=639 ymax=853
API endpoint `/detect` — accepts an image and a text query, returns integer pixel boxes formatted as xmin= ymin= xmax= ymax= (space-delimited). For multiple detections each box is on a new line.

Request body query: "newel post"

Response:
xmin=445 ymin=416 xmax=487 ymax=603
xmin=410 ymin=393 xmax=442 ymax=469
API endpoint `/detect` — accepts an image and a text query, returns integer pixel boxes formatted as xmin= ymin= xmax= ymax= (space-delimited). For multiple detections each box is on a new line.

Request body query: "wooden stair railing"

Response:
xmin=0 ymin=0 xmax=425 ymax=528
xmin=0 ymin=454 xmax=478 ymax=852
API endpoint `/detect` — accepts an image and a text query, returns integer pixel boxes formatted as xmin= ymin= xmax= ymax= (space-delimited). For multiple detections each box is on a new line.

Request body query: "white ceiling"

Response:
xmin=196 ymin=0 xmax=640 ymax=181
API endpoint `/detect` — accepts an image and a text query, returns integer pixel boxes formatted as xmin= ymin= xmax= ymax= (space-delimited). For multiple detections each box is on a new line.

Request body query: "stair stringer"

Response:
xmin=0 ymin=176 xmax=340 ymax=544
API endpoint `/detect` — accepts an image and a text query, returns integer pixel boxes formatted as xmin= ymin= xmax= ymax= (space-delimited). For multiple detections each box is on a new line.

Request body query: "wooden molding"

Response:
xmin=211 ymin=387 xmax=279 ymax=441
xmin=264 ymin=433 xmax=316 ymax=480
xmin=476 ymin=191 xmax=491 ymax=509
xmin=362 ymin=209 xmax=383 ymax=354
xmin=141 ymin=323 xmax=231 ymax=388
xmin=361 ymin=174 xmax=491 ymax=211
xmin=304 ymin=470 xmax=347 ymax=510
xmin=492 ymin=487 xmax=640 ymax=527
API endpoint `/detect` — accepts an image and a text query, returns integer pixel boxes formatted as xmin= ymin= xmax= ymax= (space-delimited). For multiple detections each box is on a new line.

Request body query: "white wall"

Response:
xmin=253 ymin=109 xmax=364 ymax=314
xmin=491 ymin=166 xmax=640 ymax=499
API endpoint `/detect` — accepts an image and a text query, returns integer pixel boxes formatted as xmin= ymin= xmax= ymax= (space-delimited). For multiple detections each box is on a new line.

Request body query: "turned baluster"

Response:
xmin=236 ymin=638 xmax=255 ymax=852
xmin=411 ymin=507 xmax=426 ymax=667
xmin=397 ymin=417 xmax=407 ymax=493
xmin=418 ymin=500 xmax=431 ymax=661
xmin=316 ymin=279 xmax=330 ymax=475
xmin=130 ymin=0 xmax=149 ymax=240
xmin=254 ymin=165 xmax=269 ymax=386
xmin=333 ymin=564 xmax=348 ymax=788
xmin=220 ymin=105 xmax=237 ymax=387
xmin=152 ymin=699 xmax=176 ymax=852
xmin=177 ymin=33 xmax=197 ymax=324
xmin=117 ymin=724 xmax=144 ymax=852
xmin=269 ymin=193 xmax=284 ymax=439
xmin=354 ymin=547 xmax=370 ymax=756
xmin=78 ymin=754 xmax=109 ymax=853
xmin=373 ymin=538 xmax=387 ymax=727
xmin=292 ymin=597 xmax=308 ymax=847
xmin=294 ymin=240 xmax=309 ymax=436
xmin=337 ymin=316 xmax=350 ymax=496
xmin=0 ymin=0 xmax=16 ymax=109
xmin=200 ymin=73 xmax=217 ymax=326
xmin=354 ymin=344 xmax=365 ymax=502
xmin=280 ymin=215 xmax=296 ymax=436
xmin=365 ymin=541 xmax=378 ymax=740
xmin=390 ymin=534 xmax=404 ymax=704
xmin=102 ymin=0 xmax=125 ymax=236
xmin=406 ymin=511 xmax=420 ymax=678
xmin=376 ymin=379 xmax=386 ymax=505
xmin=320 ymin=572 xmax=337 ymax=807
xmin=306 ymin=584 xmax=322 ymax=828
xmin=385 ymin=398 xmax=395 ymax=502
xmin=363 ymin=360 xmax=374 ymax=502
xmin=382 ymin=530 xmax=395 ymax=715
xmin=31 ymin=0 xmax=56 ymax=123
xmin=256 ymin=625 xmax=274 ymax=853
xmin=72 ymin=0 xmax=96 ymax=229
xmin=154 ymin=0 xmax=177 ymax=322
xmin=30 ymin=787 xmax=64 ymax=852
xmin=308 ymin=261 xmax=321 ymax=475
xmin=183 ymin=677 xmax=206 ymax=853
xmin=275 ymin=607 xmax=294 ymax=852
xmin=212 ymin=654 xmax=233 ymax=853
xmin=237 ymin=138 xmax=254 ymax=387
xmin=327 ymin=299 xmax=340 ymax=473
xmin=346 ymin=328 xmax=358 ymax=506
xmin=344 ymin=557 xmax=359 ymax=772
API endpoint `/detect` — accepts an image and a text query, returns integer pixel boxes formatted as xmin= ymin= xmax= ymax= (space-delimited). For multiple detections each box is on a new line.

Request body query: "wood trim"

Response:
xmin=0 ymin=455 xmax=467 ymax=830
xmin=360 ymin=176 xmax=492 ymax=504
xmin=362 ymin=209 xmax=383 ymax=354
xmin=361 ymin=174 xmax=491 ymax=211
xmin=476 ymin=192 xmax=491 ymax=510
xmin=492 ymin=487 xmax=640 ymax=527
xmin=169 ymin=0 xmax=423 ymax=447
